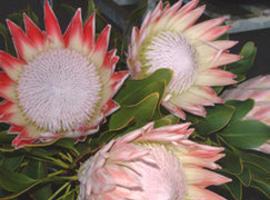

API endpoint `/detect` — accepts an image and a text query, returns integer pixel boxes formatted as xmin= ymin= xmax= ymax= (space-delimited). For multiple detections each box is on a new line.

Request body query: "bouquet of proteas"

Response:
xmin=0 ymin=0 xmax=269 ymax=199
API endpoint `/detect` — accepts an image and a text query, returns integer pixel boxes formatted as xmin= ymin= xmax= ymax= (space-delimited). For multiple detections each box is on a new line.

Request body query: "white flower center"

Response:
xmin=133 ymin=146 xmax=186 ymax=200
xmin=145 ymin=32 xmax=197 ymax=95
xmin=17 ymin=49 xmax=101 ymax=132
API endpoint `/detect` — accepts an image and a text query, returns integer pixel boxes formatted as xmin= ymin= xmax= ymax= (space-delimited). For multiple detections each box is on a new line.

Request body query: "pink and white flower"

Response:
xmin=128 ymin=0 xmax=240 ymax=119
xmin=0 ymin=1 xmax=128 ymax=147
xmin=223 ymin=75 xmax=270 ymax=154
xmin=79 ymin=122 xmax=230 ymax=200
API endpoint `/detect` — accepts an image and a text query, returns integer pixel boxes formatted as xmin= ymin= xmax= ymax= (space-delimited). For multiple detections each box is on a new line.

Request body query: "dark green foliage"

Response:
xmin=0 ymin=1 xmax=268 ymax=200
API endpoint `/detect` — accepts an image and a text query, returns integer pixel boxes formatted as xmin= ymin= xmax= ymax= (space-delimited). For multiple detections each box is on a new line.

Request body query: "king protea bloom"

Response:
xmin=0 ymin=1 xmax=128 ymax=147
xmin=223 ymin=75 xmax=270 ymax=154
xmin=128 ymin=0 xmax=240 ymax=119
xmin=79 ymin=122 xmax=230 ymax=199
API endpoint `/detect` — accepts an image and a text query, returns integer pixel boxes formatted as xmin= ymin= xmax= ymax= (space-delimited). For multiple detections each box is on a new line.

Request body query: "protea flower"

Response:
xmin=128 ymin=0 xmax=240 ymax=119
xmin=79 ymin=122 xmax=230 ymax=199
xmin=223 ymin=75 xmax=270 ymax=153
xmin=0 ymin=1 xmax=128 ymax=147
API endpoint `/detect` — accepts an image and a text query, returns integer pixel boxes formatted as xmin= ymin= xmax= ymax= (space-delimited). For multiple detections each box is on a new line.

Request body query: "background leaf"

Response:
xmin=225 ymin=99 xmax=254 ymax=122
xmin=109 ymin=93 xmax=160 ymax=130
xmin=227 ymin=42 xmax=257 ymax=80
xmin=188 ymin=104 xmax=235 ymax=136
xmin=0 ymin=167 xmax=36 ymax=193
xmin=220 ymin=120 xmax=270 ymax=149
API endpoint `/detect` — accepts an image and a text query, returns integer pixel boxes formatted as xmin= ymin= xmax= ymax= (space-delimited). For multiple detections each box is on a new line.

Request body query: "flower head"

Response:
xmin=0 ymin=1 xmax=128 ymax=147
xmin=79 ymin=123 xmax=230 ymax=200
xmin=223 ymin=75 xmax=270 ymax=153
xmin=128 ymin=0 xmax=240 ymax=119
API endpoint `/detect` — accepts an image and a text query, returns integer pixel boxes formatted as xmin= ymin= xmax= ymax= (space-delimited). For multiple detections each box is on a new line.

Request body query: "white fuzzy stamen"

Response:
xmin=145 ymin=32 xmax=197 ymax=95
xmin=17 ymin=49 xmax=101 ymax=132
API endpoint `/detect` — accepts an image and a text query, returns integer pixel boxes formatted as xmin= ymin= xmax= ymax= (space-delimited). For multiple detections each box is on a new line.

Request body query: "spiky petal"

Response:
xmin=0 ymin=1 xmax=128 ymax=148
xmin=222 ymin=75 xmax=270 ymax=154
xmin=128 ymin=0 xmax=240 ymax=119
xmin=78 ymin=122 xmax=230 ymax=200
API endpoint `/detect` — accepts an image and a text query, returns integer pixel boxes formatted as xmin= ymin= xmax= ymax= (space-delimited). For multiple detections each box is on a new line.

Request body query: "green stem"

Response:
xmin=48 ymin=169 xmax=65 ymax=177
xmin=48 ymin=182 xmax=70 ymax=200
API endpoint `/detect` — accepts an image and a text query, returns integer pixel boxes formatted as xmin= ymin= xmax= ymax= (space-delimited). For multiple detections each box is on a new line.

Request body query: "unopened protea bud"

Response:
xmin=223 ymin=75 xmax=270 ymax=153
xmin=79 ymin=123 xmax=230 ymax=200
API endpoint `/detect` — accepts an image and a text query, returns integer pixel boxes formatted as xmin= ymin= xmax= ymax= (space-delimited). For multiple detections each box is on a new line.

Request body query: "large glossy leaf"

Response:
xmin=109 ymin=93 xmax=160 ymax=130
xmin=245 ymin=163 xmax=270 ymax=199
xmin=240 ymin=151 xmax=270 ymax=173
xmin=188 ymin=104 xmax=235 ymax=136
xmin=237 ymin=166 xmax=252 ymax=187
xmin=223 ymin=176 xmax=243 ymax=200
xmin=225 ymin=99 xmax=254 ymax=122
xmin=220 ymin=120 xmax=270 ymax=149
xmin=115 ymin=68 xmax=172 ymax=105
xmin=219 ymin=150 xmax=243 ymax=175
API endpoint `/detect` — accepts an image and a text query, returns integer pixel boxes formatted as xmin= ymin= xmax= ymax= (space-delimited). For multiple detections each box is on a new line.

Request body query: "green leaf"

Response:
xmin=237 ymin=166 xmax=252 ymax=186
xmin=59 ymin=4 xmax=76 ymax=17
xmin=240 ymin=151 xmax=270 ymax=173
xmin=225 ymin=99 xmax=254 ymax=122
xmin=250 ymin=179 xmax=270 ymax=199
xmin=228 ymin=42 xmax=257 ymax=77
xmin=120 ymin=80 xmax=165 ymax=106
xmin=24 ymin=161 xmax=47 ymax=179
xmin=220 ymin=120 xmax=270 ymax=149
xmin=109 ymin=93 xmax=160 ymax=130
xmin=32 ymin=185 xmax=53 ymax=200
xmin=189 ymin=104 xmax=235 ymax=136
xmin=213 ymin=86 xmax=224 ymax=95
xmin=55 ymin=139 xmax=79 ymax=156
xmin=0 ymin=173 xmax=77 ymax=200
xmin=246 ymin=163 xmax=270 ymax=199
xmin=0 ymin=167 xmax=36 ymax=193
xmin=154 ymin=115 xmax=179 ymax=128
xmin=219 ymin=150 xmax=243 ymax=175
xmin=26 ymin=6 xmax=39 ymax=25
xmin=7 ymin=12 xmax=24 ymax=26
xmin=0 ymin=155 xmax=24 ymax=171
xmin=23 ymin=161 xmax=52 ymax=200
xmin=86 ymin=0 xmax=96 ymax=19
xmin=115 ymin=68 xmax=172 ymax=105
xmin=223 ymin=176 xmax=243 ymax=200
xmin=0 ymin=131 xmax=14 ymax=144
xmin=0 ymin=24 xmax=10 ymax=52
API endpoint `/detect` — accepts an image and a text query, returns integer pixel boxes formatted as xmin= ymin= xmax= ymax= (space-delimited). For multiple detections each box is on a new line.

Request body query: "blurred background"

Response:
xmin=0 ymin=0 xmax=270 ymax=77
xmin=0 ymin=0 xmax=269 ymax=78
xmin=0 ymin=0 xmax=268 ymax=199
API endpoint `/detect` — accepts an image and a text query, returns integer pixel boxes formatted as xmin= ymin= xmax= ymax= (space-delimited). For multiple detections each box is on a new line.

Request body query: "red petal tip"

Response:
xmin=44 ymin=0 xmax=63 ymax=44
xmin=83 ymin=14 xmax=96 ymax=49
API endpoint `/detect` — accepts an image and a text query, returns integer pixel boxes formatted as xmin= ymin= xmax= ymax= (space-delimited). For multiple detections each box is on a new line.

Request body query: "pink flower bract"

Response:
xmin=79 ymin=122 xmax=230 ymax=200
xmin=128 ymin=0 xmax=240 ymax=119
xmin=223 ymin=75 xmax=270 ymax=154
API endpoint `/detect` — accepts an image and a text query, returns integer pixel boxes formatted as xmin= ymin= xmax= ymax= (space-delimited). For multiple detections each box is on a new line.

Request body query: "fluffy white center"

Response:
xmin=133 ymin=146 xmax=186 ymax=200
xmin=145 ymin=32 xmax=197 ymax=95
xmin=17 ymin=49 xmax=101 ymax=132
